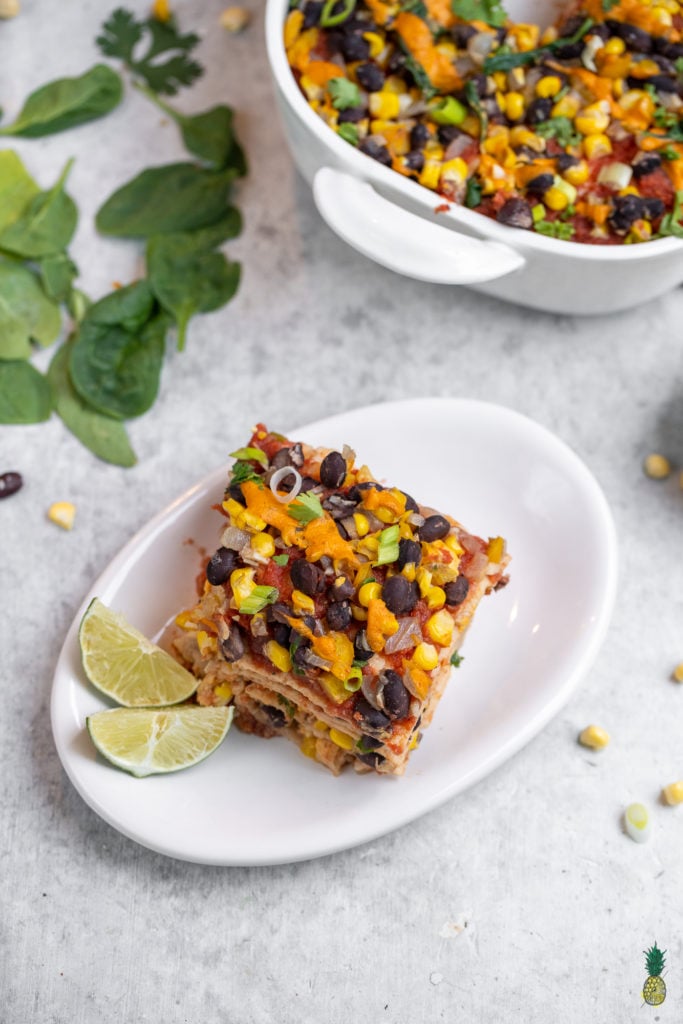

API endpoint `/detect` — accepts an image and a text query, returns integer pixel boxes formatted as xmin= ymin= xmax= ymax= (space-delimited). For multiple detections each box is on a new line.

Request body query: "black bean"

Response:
xmin=382 ymin=575 xmax=419 ymax=615
xmin=299 ymin=476 xmax=318 ymax=493
xmin=609 ymin=194 xmax=647 ymax=231
xmin=206 ymin=546 xmax=237 ymax=585
xmin=266 ymin=602 xmax=293 ymax=626
xmin=409 ymin=122 xmax=430 ymax=150
xmin=0 ymin=471 xmax=23 ymax=499
xmin=347 ymin=481 xmax=384 ymax=501
xmin=271 ymin=445 xmax=304 ymax=470
xmin=400 ymin=490 xmax=419 ymax=513
xmin=381 ymin=670 xmax=410 ymax=720
xmin=605 ymin=18 xmax=652 ymax=52
xmin=263 ymin=705 xmax=287 ymax=728
xmin=338 ymin=106 xmax=365 ymax=123
xmin=405 ymin=149 xmax=425 ymax=172
xmin=555 ymin=153 xmax=579 ymax=172
xmin=496 ymin=197 xmax=533 ymax=230
xmin=227 ymin=481 xmax=246 ymax=506
xmin=437 ymin=124 xmax=465 ymax=146
xmin=469 ymin=73 xmax=489 ymax=97
xmin=327 ymin=600 xmax=352 ymax=631
xmin=292 ymin=639 xmax=313 ymax=668
xmin=356 ymin=750 xmax=385 ymax=768
xmin=302 ymin=0 xmax=323 ymax=27
xmin=358 ymin=734 xmax=382 ymax=750
xmin=526 ymin=173 xmax=554 ymax=195
xmin=397 ymin=537 xmax=421 ymax=570
xmin=452 ymin=22 xmax=476 ymax=47
xmin=360 ymin=137 xmax=393 ymax=166
xmin=335 ymin=520 xmax=349 ymax=541
xmin=356 ymin=62 xmax=385 ymax=92
xmin=654 ymin=38 xmax=683 ymax=60
xmin=220 ymin=621 xmax=245 ymax=662
xmin=386 ymin=50 xmax=407 ymax=75
xmin=271 ymin=622 xmax=291 ymax=647
xmin=330 ymin=575 xmax=355 ymax=601
xmin=419 ymin=514 xmax=451 ymax=542
xmin=444 ymin=574 xmax=470 ymax=606
xmin=643 ymin=197 xmax=665 ymax=220
xmin=320 ymin=450 xmax=347 ymax=488
xmin=353 ymin=629 xmax=374 ymax=662
xmin=632 ymin=152 xmax=662 ymax=178
xmin=551 ymin=40 xmax=584 ymax=59
xmin=526 ymin=97 xmax=552 ymax=124
xmin=324 ymin=30 xmax=344 ymax=54
xmin=341 ymin=32 xmax=370 ymax=60
xmin=290 ymin=558 xmax=325 ymax=596
xmin=627 ymin=73 xmax=677 ymax=93
xmin=322 ymin=493 xmax=357 ymax=518
xmin=353 ymin=695 xmax=391 ymax=732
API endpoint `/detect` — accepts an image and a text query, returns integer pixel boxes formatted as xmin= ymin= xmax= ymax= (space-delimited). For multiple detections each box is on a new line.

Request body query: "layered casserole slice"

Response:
xmin=172 ymin=426 xmax=510 ymax=775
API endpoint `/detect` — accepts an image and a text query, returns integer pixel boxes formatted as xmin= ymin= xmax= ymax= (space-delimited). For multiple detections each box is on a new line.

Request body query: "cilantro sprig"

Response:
xmin=452 ymin=0 xmax=507 ymax=29
xmin=288 ymin=491 xmax=325 ymax=523
xmin=96 ymin=7 xmax=203 ymax=96
xmin=659 ymin=189 xmax=683 ymax=238
xmin=483 ymin=17 xmax=593 ymax=73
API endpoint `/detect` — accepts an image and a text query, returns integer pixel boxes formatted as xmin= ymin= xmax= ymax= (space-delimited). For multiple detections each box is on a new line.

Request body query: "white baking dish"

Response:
xmin=265 ymin=0 xmax=683 ymax=315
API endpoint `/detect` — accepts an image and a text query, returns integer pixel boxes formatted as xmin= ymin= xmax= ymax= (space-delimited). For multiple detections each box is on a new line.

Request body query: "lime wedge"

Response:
xmin=86 ymin=705 xmax=234 ymax=777
xmin=79 ymin=598 xmax=198 ymax=707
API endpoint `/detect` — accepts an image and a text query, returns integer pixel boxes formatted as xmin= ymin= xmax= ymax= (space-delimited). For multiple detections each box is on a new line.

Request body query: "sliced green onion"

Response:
xmin=429 ymin=96 xmax=467 ymax=126
xmin=239 ymin=585 xmax=279 ymax=615
xmin=320 ymin=0 xmax=356 ymax=26
xmin=229 ymin=446 xmax=268 ymax=466
xmin=375 ymin=524 xmax=400 ymax=566
xmin=273 ymin=553 xmax=289 ymax=566
xmin=343 ymin=666 xmax=363 ymax=692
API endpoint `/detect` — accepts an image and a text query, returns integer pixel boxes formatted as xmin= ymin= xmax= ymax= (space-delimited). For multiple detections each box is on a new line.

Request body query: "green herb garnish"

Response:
xmin=288 ymin=491 xmax=324 ymax=523
xmin=465 ymin=176 xmax=483 ymax=208
xmin=337 ymin=122 xmax=359 ymax=146
xmin=534 ymin=219 xmax=575 ymax=240
xmin=273 ymin=553 xmax=289 ymax=566
xmin=465 ymin=80 xmax=487 ymax=139
xmin=328 ymin=78 xmax=362 ymax=111
xmin=277 ymin=694 xmax=297 ymax=715
xmin=661 ymin=145 xmax=681 ymax=161
xmin=402 ymin=54 xmax=437 ymax=99
xmin=230 ymin=446 xmax=268 ymax=466
xmin=0 ymin=65 xmax=123 ymax=138
xmin=450 ymin=651 xmax=464 ymax=667
xmin=97 ymin=7 xmax=202 ymax=95
xmin=230 ymin=460 xmax=263 ymax=486
xmin=320 ymin=0 xmax=356 ymax=27
xmin=483 ymin=17 xmax=593 ymax=73
xmin=601 ymin=0 xmax=620 ymax=10
xmin=535 ymin=116 xmax=581 ymax=148
xmin=451 ymin=0 xmax=507 ymax=28
xmin=375 ymin=524 xmax=400 ymax=566
xmin=658 ymin=189 xmax=683 ymax=237
xmin=289 ymin=637 xmax=305 ymax=677
xmin=239 ymin=585 xmax=279 ymax=615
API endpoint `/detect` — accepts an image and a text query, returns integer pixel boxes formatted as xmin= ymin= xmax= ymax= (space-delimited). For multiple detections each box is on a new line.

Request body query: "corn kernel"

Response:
xmin=651 ymin=5 xmax=673 ymax=27
xmin=416 ymin=566 xmax=433 ymax=597
xmin=504 ymin=92 xmax=525 ymax=122
xmin=222 ymin=497 xmax=245 ymax=520
xmin=536 ymin=75 xmax=562 ymax=98
xmin=551 ymin=94 xmax=579 ymax=119
xmin=230 ymin=567 xmax=255 ymax=604
xmin=351 ymin=604 xmax=368 ymax=621
xmin=251 ymin=532 xmax=275 ymax=559
xmin=487 ymin=536 xmax=505 ymax=563
xmin=175 ymin=610 xmax=196 ymax=629
xmin=624 ymin=802 xmax=651 ymax=842
xmin=672 ymin=662 xmax=683 ymax=682
xmin=152 ymin=0 xmax=171 ymax=22
xmin=402 ymin=563 xmax=417 ymax=582
xmin=545 ymin=186 xmax=569 ymax=212
xmin=313 ymin=719 xmax=328 ymax=732
xmin=412 ymin=642 xmax=438 ymax=671
xmin=48 ymin=501 xmax=76 ymax=530
xmin=319 ymin=672 xmax=351 ymax=704
xmin=363 ymin=31 xmax=384 ymax=58
xmin=239 ymin=508 xmax=267 ymax=532
xmin=575 ymin=101 xmax=611 ymax=136
xmin=426 ymin=586 xmax=446 ymax=610
xmin=219 ymin=6 xmax=250 ymax=32
xmin=214 ymin=682 xmax=233 ymax=702
xmin=353 ymin=512 xmax=370 ymax=537
xmin=369 ymin=91 xmax=400 ymax=119
xmin=603 ymin=36 xmax=625 ymax=55
xmin=196 ymin=630 xmax=218 ymax=657
xmin=582 ymin=133 xmax=612 ymax=160
xmin=563 ymin=160 xmax=589 ymax=186
xmin=425 ymin=609 xmax=454 ymax=647
xmin=329 ymin=728 xmax=355 ymax=750
xmin=265 ymin=640 xmax=292 ymax=673
xmin=578 ymin=724 xmax=610 ymax=749
xmin=408 ymin=732 xmax=420 ymax=751
xmin=445 ymin=534 xmax=464 ymax=557
xmin=440 ymin=158 xmax=468 ymax=185
xmin=300 ymin=736 xmax=318 ymax=758
xmin=292 ymin=589 xmax=315 ymax=613
xmin=358 ymin=580 xmax=382 ymax=607
xmin=662 ymin=781 xmax=683 ymax=805
xmin=644 ymin=453 xmax=671 ymax=479
xmin=492 ymin=71 xmax=507 ymax=91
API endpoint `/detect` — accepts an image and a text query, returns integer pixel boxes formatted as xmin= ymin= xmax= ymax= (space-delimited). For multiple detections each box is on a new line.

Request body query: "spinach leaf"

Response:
xmin=0 ymin=361 xmax=52 ymax=423
xmin=141 ymin=90 xmax=247 ymax=173
xmin=85 ymin=279 xmax=156 ymax=333
xmin=147 ymin=232 xmax=240 ymax=350
xmin=95 ymin=163 xmax=236 ymax=237
xmin=0 ymin=158 xmax=77 ymax=258
xmin=0 ymin=262 xmax=62 ymax=349
xmin=452 ymin=0 xmax=507 ymax=28
xmin=97 ymin=8 xmax=203 ymax=96
xmin=0 ymin=65 xmax=123 ymax=138
xmin=0 ymin=150 xmax=40 ymax=233
xmin=0 ymin=295 xmax=32 ymax=360
xmin=69 ymin=309 xmax=167 ymax=419
xmin=39 ymin=253 xmax=79 ymax=303
xmin=48 ymin=340 xmax=137 ymax=467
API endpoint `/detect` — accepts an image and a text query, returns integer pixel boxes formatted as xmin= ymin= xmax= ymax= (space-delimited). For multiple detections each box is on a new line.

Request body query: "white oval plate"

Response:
xmin=51 ymin=398 xmax=617 ymax=865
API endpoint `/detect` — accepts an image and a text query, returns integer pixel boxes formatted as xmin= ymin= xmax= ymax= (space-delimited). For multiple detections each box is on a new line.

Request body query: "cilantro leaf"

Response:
xmin=402 ymin=54 xmax=437 ymax=99
xmin=273 ymin=553 xmax=289 ymax=566
xmin=450 ymin=651 xmax=465 ymax=667
xmin=97 ymin=7 xmax=203 ymax=96
xmin=229 ymin=460 xmax=263 ymax=486
xmin=452 ymin=0 xmax=507 ymax=28
xmin=465 ymin=176 xmax=482 ymax=208
xmin=659 ymin=189 xmax=683 ymax=238
xmin=338 ymin=122 xmax=359 ymax=146
xmin=328 ymin=78 xmax=361 ymax=110
xmin=288 ymin=491 xmax=324 ymax=523
xmin=535 ymin=116 xmax=581 ymax=148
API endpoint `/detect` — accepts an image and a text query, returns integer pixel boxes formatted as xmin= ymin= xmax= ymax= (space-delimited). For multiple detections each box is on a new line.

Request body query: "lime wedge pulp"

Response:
xmin=86 ymin=705 xmax=234 ymax=777
xmin=79 ymin=597 xmax=198 ymax=707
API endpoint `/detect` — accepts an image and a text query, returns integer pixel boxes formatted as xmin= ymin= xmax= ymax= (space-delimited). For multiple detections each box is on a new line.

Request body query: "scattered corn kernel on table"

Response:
xmin=3 ymin=1 xmax=683 ymax=1020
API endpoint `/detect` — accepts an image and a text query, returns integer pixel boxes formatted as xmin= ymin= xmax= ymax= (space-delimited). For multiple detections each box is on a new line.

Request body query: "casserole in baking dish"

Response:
xmin=265 ymin=0 xmax=683 ymax=314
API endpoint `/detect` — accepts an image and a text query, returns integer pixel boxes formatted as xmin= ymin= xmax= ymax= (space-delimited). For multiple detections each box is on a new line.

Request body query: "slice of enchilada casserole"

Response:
xmin=172 ymin=425 xmax=510 ymax=775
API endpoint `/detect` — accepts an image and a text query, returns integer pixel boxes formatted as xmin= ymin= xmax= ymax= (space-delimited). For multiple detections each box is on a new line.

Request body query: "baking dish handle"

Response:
xmin=313 ymin=166 xmax=526 ymax=285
